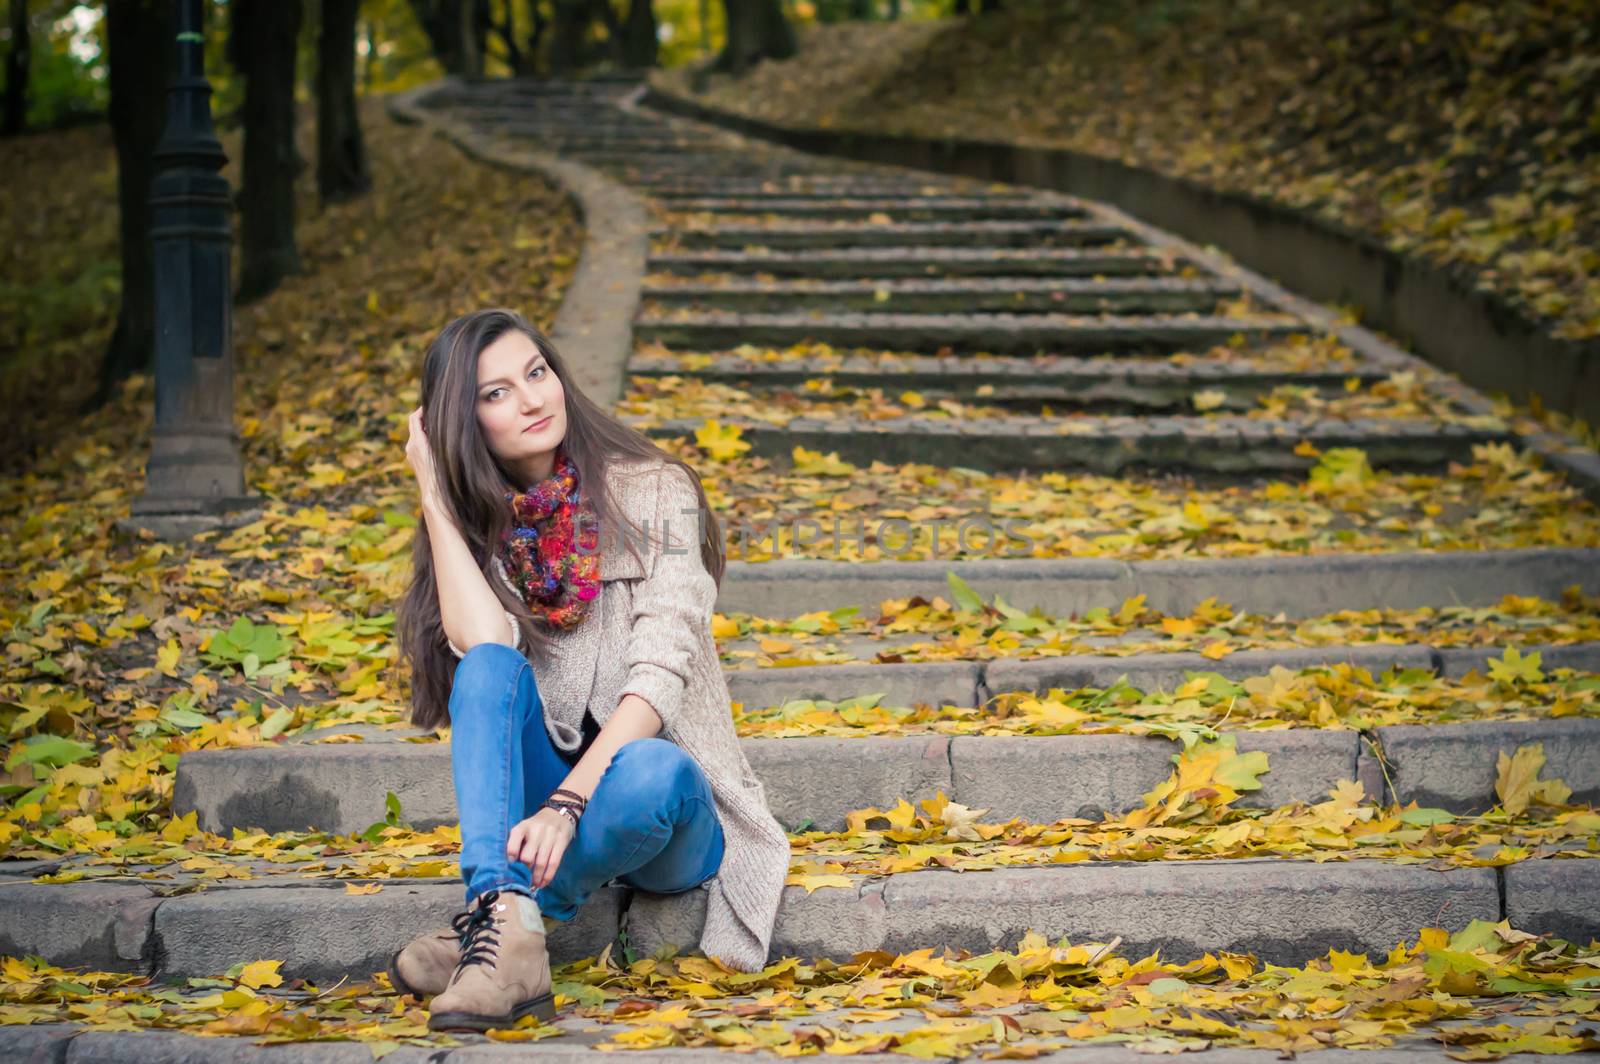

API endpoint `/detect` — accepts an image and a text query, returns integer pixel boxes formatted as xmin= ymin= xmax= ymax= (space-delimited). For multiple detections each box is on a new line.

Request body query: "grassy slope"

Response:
xmin=653 ymin=0 xmax=1600 ymax=343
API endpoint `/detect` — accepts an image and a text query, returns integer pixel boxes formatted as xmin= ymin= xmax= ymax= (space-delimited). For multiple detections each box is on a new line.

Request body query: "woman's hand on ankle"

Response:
xmin=506 ymin=807 xmax=575 ymax=888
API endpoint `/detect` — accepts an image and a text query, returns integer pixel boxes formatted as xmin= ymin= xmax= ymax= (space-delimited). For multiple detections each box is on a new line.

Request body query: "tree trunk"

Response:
xmin=316 ymin=0 xmax=370 ymax=205
xmin=622 ymin=0 xmax=657 ymax=68
xmin=231 ymin=0 xmax=304 ymax=303
xmin=549 ymin=0 xmax=591 ymax=73
xmin=407 ymin=0 xmax=471 ymax=75
xmin=3 ymin=0 xmax=29 ymax=136
xmin=591 ymin=0 xmax=626 ymax=65
xmin=99 ymin=0 xmax=176 ymax=400
xmin=493 ymin=0 xmax=527 ymax=74
xmin=714 ymin=0 xmax=793 ymax=75
xmin=458 ymin=0 xmax=483 ymax=75
xmin=525 ymin=0 xmax=549 ymax=73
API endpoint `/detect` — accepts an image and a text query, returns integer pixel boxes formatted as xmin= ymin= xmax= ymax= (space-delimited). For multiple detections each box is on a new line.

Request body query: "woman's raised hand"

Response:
xmin=405 ymin=407 xmax=445 ymax=510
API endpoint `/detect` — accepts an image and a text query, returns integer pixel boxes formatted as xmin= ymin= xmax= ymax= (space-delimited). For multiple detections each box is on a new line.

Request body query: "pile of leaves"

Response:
xmin=653 ymin=0 xmax=1600 ymax=345
xmin=2 ymin=902 xmax=1598 ymax=1056
xmin=719 ymin=579 xmax=1600 ymax=667
xmin=687 ymin=439 xmax=1600 ymax=562
xmin=738 ymin=654 xmax=1600 ymax=741
xmin=622 ymin=363 xmax=1500 ymax=431
xmin=787 ymin=740 xmax=1597 ymax=886
xmin=635 ymin=334 xmax=1369 ymax=375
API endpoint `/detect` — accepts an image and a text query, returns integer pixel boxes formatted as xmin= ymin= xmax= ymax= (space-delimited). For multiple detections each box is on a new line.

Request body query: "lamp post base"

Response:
xmin=119 ymin=494 xmax=264 ymax=540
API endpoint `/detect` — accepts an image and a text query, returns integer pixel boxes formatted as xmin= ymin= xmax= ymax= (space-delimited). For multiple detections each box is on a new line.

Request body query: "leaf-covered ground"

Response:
xmin=0 ymin=95 xmax=578 ymax=850
xmin=651 ymin=0 xmax=1600 ymax=348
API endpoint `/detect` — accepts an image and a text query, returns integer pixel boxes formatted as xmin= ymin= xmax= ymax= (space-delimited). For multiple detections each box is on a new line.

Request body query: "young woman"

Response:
xmin=392 ymin=308 xmax=789 ymax=1033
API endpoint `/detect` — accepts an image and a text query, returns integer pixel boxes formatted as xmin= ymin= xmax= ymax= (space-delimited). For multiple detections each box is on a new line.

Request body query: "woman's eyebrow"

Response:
xmin=478 ymin=355 xmax=547 ymax=390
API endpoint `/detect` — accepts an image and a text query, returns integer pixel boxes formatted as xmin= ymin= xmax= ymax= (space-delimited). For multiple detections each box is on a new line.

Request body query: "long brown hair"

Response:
xmin=396 ymin=308 xmax=725 ymax=732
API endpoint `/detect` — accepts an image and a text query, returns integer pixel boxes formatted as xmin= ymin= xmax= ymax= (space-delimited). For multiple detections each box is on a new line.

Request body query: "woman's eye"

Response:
xmin=529 ymin=366 xmax=544 ymax=379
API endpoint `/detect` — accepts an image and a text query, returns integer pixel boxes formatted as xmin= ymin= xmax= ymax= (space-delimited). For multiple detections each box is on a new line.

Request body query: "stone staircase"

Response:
xmin=5 ymin=75 xmax=1598 ymax=995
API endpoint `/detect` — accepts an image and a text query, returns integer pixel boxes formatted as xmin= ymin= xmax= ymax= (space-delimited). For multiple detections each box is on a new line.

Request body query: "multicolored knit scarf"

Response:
xmin=500 ymin=445 xmax=601 ymax=629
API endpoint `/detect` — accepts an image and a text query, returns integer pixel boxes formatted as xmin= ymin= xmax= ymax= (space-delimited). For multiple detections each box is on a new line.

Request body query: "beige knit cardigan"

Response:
xmin=457 ymin=457 xmax=789 ymax=973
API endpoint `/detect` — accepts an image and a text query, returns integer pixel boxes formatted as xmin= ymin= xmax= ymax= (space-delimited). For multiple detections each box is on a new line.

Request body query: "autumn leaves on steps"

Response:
xmin=477 ymin=79 xmax=1600 ymax=957
xmin=8 ymin=76 xmax=1599 ymax=1003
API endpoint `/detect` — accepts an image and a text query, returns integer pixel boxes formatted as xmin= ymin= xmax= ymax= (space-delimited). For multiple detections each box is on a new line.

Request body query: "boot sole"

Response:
xmin=386 ymin=948 xmax=424 ymax=1002
xmin=427 ymin=991 xmax=558 ymax=1032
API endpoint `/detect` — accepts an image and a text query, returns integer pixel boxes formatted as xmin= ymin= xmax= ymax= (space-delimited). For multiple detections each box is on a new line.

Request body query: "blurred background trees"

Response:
xmin=0 ymin=0 xmax=1018 ymax=401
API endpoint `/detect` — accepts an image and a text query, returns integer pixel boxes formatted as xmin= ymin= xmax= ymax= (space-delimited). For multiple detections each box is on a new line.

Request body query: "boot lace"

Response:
xmin=454 ymin=890 xmax=505 ymax=970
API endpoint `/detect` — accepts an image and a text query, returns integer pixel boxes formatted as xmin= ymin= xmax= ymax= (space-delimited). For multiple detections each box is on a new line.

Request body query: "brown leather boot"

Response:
xmin=427 ymin=889 xmax=556 ymax=1032
xmin=387 ymin=925 xmax=462 ymax=1001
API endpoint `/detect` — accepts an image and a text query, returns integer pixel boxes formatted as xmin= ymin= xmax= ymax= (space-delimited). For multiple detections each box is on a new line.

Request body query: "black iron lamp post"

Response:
xmin=125 ymin=0 xmax=258 ymax=538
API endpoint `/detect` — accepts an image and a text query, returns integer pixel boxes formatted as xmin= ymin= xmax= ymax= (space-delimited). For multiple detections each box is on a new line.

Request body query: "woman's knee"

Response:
xmin=448 ymin=642 xmax=537 ymax=716
xmin=602 ymin=738 xmax=703 ymax=805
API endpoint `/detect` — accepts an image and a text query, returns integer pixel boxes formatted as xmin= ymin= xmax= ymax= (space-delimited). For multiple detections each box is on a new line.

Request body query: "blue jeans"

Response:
xmin=447 ymin=642 xmax=725 ymax=918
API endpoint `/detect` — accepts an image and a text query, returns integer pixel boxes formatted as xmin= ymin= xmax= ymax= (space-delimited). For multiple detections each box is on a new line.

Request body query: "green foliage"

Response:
xmin=201 ymin=618 xmax=291 ymax=679
xmin=18 ymin=5 xmax=109 ymax=131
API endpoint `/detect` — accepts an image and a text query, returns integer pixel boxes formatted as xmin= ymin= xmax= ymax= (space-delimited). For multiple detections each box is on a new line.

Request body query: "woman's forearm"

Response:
xmin=557 ymin=694 xmax=663 ymax=800
xmin=423 ymin=496 xmax=517 ymax=651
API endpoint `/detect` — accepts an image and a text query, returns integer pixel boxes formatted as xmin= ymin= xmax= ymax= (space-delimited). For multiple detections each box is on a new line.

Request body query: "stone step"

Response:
xmin=647 ymin=181 xmax=1040 ymax=200
xmin=630 ymin=860 xmax=1595 ymax=970
xmin=639 ymin=276 xmax=1240 ymax=314
xmin=515 ymin=136 xmax=722 ymax=154
xmin=652 ymin=219 xmax=1134 ymax=250
xmin=626 ymin=351 xmax=1384 ymax=410
xmin=474 ymin=120 xmax=696 ymax=140
xmin=634 ymin=412 xmax=1506 ymax=474
xmin=657 ymin=196 xmax=1092 ymax=220
xmin=633 ymin=311 xmax=1299 ymax=352
xmin=647 ymin=246 xmax=1171 ymax=277
xmin=170 ymin=708 xmax=1600 ymax=836
xmin=0 ymin=878 xmax=622 ymax=985
xmin=712 ymin=548 xmax=1600 ymax=616
xmin=8 ymin=856 xmax=1593 ymax=983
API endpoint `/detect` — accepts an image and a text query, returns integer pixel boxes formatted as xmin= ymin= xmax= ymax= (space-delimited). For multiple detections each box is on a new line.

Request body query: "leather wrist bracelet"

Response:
xmin=549 ymin=787 xmax=588 ymax=811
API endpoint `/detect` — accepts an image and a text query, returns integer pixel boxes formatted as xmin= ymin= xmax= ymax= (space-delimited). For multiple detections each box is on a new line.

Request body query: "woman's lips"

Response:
xmin=524 ymin=415 xmax=553 ymax=433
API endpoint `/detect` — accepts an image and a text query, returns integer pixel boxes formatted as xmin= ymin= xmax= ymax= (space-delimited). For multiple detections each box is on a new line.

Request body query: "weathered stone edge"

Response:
xmin=168 ymin=691 xmax=1600 ymax=834
xmin=20 ymin=1026 xmax=1593 ymax=1064
xmin=9 ymin=860 xmax=1593 ymax=990
xmin=386 ymin=78 xmax=648 ymax=407
xmin=714 ymin=547 xmax=1600 ymax=616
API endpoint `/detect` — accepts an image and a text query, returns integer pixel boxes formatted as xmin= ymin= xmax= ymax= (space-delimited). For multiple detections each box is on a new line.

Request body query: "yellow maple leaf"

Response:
xmin=236 ymin=959 xmax=284 ymax=989
xmin=791 ymin=445 xmax=856 ymax=476
xmin=156 ymin=638 xmax=181 ymax=678
xmin=1494 ymin=743 xmax=1572 ymax=816
xmin=694 ymin=419 xmax=751 ymax=461
xmin=344 ymin=882 xmax=383 ymax=895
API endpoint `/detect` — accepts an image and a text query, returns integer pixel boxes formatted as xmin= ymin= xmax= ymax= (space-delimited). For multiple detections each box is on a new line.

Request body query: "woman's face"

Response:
xmin=475 ymin=330 xmax=567 ymax=486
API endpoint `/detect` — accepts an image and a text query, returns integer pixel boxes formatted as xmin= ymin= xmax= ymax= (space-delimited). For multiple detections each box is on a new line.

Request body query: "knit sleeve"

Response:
xmin=446 ymin=607 xmax=523 ymax=659
xmin=616 ymin=466 xmax=714 ymax=734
